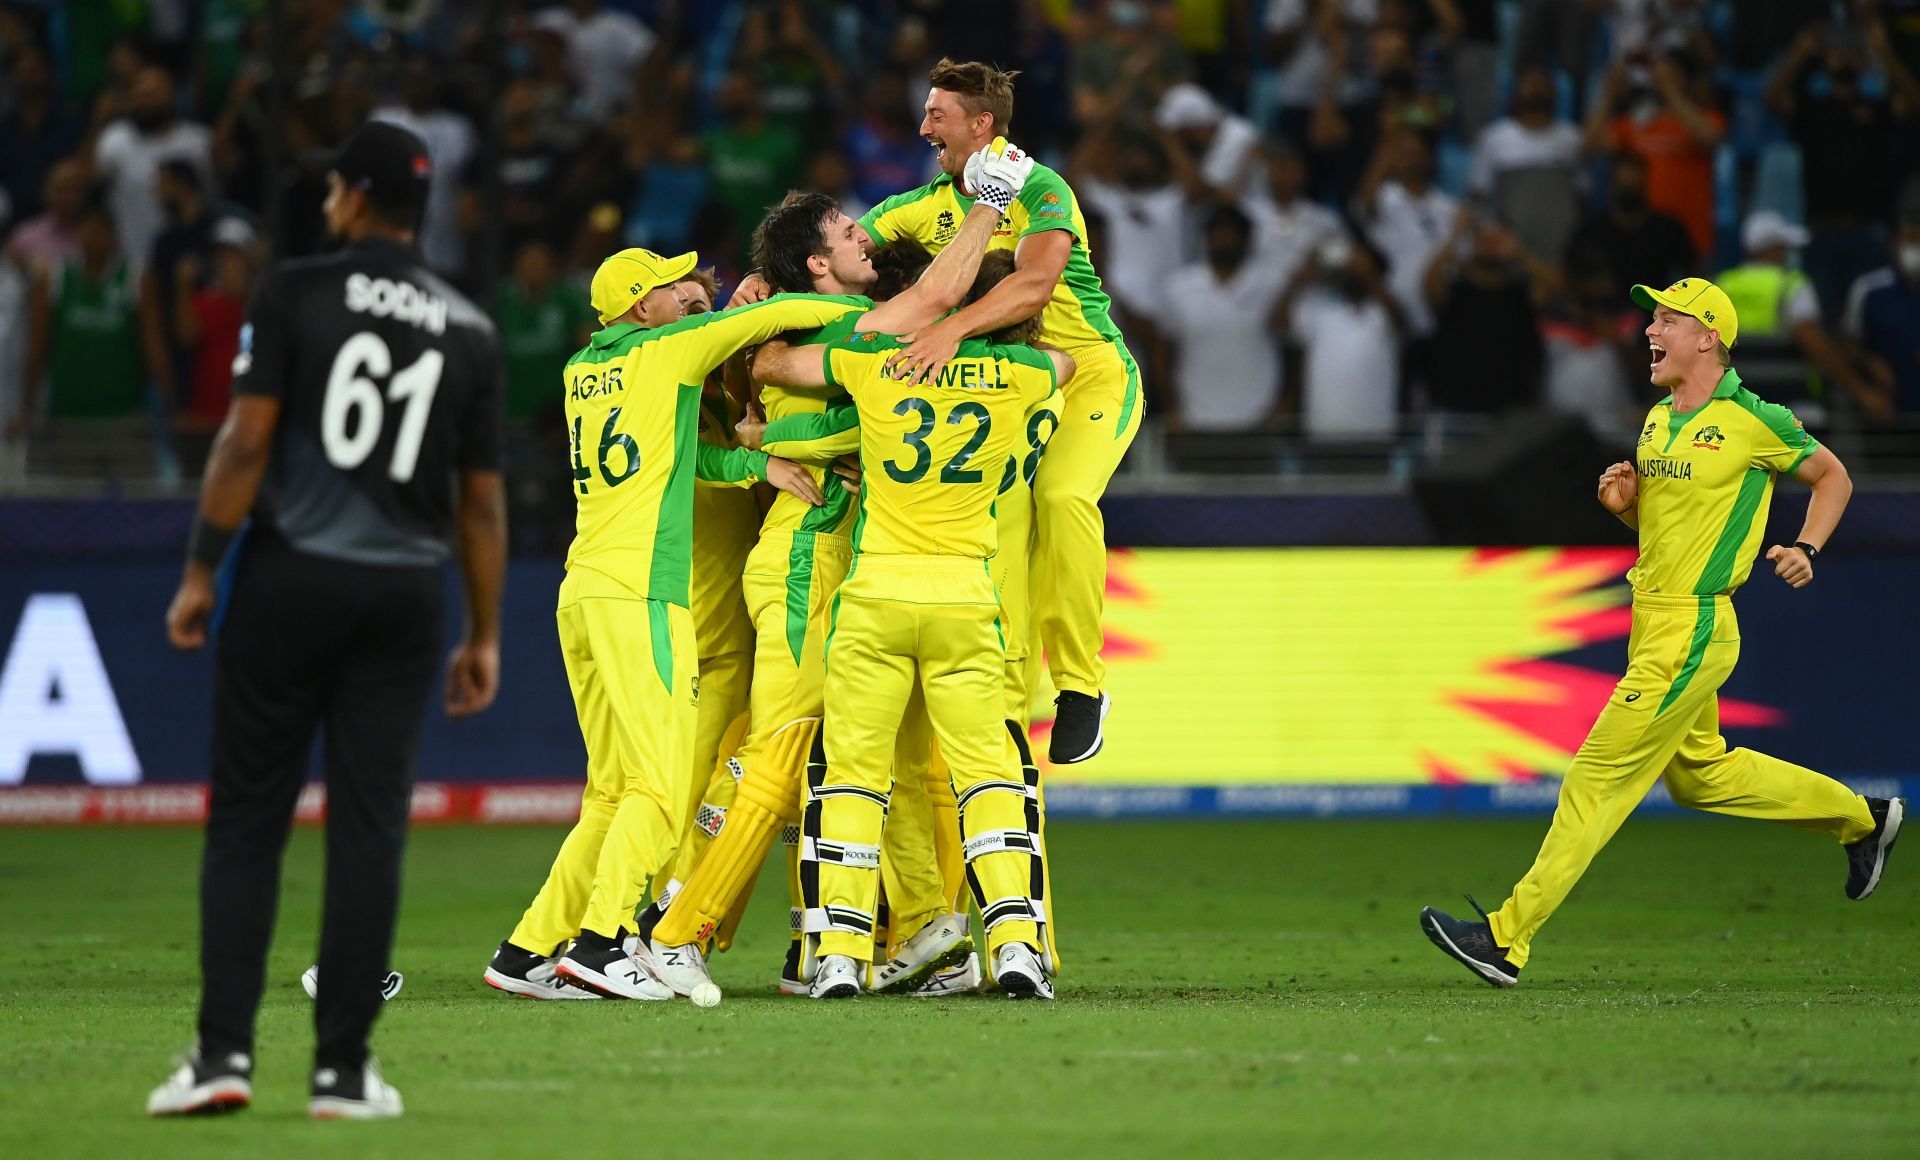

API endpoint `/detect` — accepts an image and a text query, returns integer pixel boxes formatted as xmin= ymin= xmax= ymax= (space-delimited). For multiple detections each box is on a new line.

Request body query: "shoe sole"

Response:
xmin=309 ymin=1098 xmax=402 ymax=1120
xmin=777 ymin=976 xmax=809 ymax=996
xmin=149 ymin=1079 xmax=251 ymax=1117
xmin=811 ymin=981 xmax=860 ymax=999
xmin=871 ymin=933 xmax=975 ymax=994
xmin=1420 ymin=909 xmax=1517 ymax=989
xmin=483 ymin=966 xmax=599 ymax=999
xmin=1050 ymin=692 xmax=1111 ymax=765
xmin=552 ymin=959 xmax=671 ymax=1001
xmin=1851 ymin=797 xmax=1904 ymax=900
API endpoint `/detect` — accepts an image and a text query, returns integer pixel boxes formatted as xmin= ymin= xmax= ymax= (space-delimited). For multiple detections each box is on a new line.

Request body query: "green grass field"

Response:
xmin=1 ymin=817 xmax=1915 ymax=1157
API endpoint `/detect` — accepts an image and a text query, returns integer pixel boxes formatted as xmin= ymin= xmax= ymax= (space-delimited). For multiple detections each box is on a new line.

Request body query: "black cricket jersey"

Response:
xmin=233 ymin=238 xmax=504 ymax=566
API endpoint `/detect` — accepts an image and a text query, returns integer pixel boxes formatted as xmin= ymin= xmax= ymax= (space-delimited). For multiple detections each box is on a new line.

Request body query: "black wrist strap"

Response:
xmin=1792 ymin=540 xmax=1820 ymax=561
xmin=188 ymin=516 xmax=238 ymax=571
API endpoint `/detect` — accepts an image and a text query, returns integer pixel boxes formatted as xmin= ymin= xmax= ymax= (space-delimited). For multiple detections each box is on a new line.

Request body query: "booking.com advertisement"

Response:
xmin=0 ymin=550 xmax=1908 ymax=822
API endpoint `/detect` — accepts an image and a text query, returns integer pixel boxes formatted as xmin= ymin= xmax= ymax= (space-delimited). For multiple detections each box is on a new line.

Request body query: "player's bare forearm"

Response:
xmin=928 ymin=261 xmax=1057 ymax=346
xmin=193 ymin=395 xmax=281 ymax=547
xmin=455 ymin=469 xmax=507 ymax=644
xmin=863 ymin=203 xmax=1002 ymax=333
xmin=1792 ymin=447 xmax=1852 ymax=552
xmin=751 ymin=340 xmax=830 ymax=390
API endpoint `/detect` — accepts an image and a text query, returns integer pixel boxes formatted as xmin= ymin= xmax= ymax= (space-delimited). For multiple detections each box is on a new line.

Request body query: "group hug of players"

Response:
xmin=480 ymin=60 xmax=1140 ymax=1002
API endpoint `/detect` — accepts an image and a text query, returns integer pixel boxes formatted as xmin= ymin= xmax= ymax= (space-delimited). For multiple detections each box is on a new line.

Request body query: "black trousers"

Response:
xmin=196 ymin=530 xmax=442 ymax=1070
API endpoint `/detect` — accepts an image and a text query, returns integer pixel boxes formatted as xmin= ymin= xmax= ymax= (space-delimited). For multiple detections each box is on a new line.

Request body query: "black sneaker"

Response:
xmin=484 ymin=939 xmax=598 ymax=1000
xmin=1420 ymin=898 xmax=1520 ymax=988
xmin=310 ymin=1059 xmax=403 ymax=1120
xmin=632 ymin=899 xmax=665 ymax=945
xmin=553 ymin=931 xmax=672 ymax=1000
xmin=146 ymin=1047 xmax=252 ymax=1116
xmin=778 ymin=940 xmax=807 ymax=995
xmin=1845 ymin=797 xmax=1905 ymax=900
xmin=1049 ymin=690 xmax=1111 ymax=764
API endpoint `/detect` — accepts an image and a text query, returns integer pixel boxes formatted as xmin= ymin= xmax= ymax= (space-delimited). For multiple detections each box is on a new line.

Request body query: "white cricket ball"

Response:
xmin=690 ymin=982 xmax=722 ymax=1008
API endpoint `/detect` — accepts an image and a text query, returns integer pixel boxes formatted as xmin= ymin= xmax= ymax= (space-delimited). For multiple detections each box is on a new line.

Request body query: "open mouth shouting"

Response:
xmin=1649 ymin=342 xmax=1667 ymax=370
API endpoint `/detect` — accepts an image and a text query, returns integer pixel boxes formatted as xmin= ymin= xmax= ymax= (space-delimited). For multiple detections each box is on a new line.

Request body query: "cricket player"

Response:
xmin=656 ymin=268 xmax=760 ymax=928
xmin=860 ymin=58 xmax=1139 ymax=765
xmin=751 ymin=265 xmax=1072 ymax=1000
xmin=1422 ymin=278 xmax=1904 ymax=987
xmin=634 ymin=141 xmax=1038 ymax=1000
xmin=482 ymin=249 xmax=863 ymax=1000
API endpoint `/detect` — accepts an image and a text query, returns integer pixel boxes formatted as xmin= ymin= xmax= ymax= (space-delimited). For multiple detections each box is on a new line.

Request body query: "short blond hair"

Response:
xmin=928 ymin=58 xmax=1018 ymax=133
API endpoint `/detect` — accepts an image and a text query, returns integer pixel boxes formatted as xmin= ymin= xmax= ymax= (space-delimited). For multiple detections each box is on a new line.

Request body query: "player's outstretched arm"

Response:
xmin=664 ymin=296 xmax=865 ymax=385
xmin=1767 ymin=446 xmax=1851 ymax=589
xmin=887 ymin=229 xmax=1070 ymax=385
xmin=750 ymin=339 xmax=832 ymax=390
xmin=167 ymin=396 xmax=281 ymax=649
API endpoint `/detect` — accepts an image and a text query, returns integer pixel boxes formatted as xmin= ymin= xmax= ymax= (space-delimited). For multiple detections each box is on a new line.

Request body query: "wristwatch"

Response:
xmin=1792 ymin=540 xmax=1820 ymax=561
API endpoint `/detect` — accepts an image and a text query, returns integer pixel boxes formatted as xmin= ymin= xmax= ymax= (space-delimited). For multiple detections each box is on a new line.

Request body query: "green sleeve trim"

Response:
xmin=694 ymin=441 xmax=767 ymax=486
xmin=1018 ymin=166 xmax=1079 ymax=237
xmin=1727 ymin=385 xmax=1814 ymax=450
xmin=763 ymin=405 xmax=860 ymax=463
xmin=1786 ymin=438 xmax=1820 ymax=475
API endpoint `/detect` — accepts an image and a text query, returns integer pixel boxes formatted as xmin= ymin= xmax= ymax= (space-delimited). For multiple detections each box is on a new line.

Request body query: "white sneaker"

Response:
xmin=146 ymin=1049 xmax=252 ymax=1116
xmin=911 ymin=951 xmax=984 ymax=997
xmin=870 ymin=911 xmax=974 ymax=993
xmin=991 ymin=943 xmax=1054 ymax=1000
xmin=483 ymin=941 xmax=600 ymax=1000
xmin=554 ymin=941 xmax=673 ymax=1000
xmin=635 ymin=937 xmax=717 ymax=999
xmin=310 ymin=1059 xmax=403 ymax=1120
xmin=302 ymin=965 xmax=404 ymax=1001
xmin=809 ymin=954 xmax=862 ymax=999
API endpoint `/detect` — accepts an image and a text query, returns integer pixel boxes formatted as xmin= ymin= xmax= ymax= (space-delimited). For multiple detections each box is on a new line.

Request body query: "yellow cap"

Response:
xmin=589 ymin=247 xmax=698 ymax=324
xmin=1630 ymin=276 xmax=1739 ymax=349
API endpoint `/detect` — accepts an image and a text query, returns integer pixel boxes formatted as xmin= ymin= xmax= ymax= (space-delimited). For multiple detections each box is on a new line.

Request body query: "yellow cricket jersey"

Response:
xmin=562 ymin=293 xmax=866 ymax=606
xmin=859 ymin=167 xmax=1136 ymax=419
xmin=754 ymin=300 xmax=872 ymax=547
xmin=823 ymin=332 xmax=1058 ymax=593
xmin=691 ymin=390 xmax=761 ymax=658
xmin=1628 ymin=369 xmax=1820 ymax=597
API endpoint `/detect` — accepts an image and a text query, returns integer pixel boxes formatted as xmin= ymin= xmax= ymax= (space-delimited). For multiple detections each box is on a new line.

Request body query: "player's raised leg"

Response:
xmin=1034 ymin=340 xmax=1140 ymax=763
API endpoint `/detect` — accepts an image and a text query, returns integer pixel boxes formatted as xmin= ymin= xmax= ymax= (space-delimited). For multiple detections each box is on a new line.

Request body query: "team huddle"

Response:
xmin=482 ymin=59 xmax=1139 ymax=1002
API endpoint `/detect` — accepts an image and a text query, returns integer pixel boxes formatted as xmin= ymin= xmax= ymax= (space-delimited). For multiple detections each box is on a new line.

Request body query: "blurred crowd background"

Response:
xmin=4 ymin=0 xmax=1920 ymax=530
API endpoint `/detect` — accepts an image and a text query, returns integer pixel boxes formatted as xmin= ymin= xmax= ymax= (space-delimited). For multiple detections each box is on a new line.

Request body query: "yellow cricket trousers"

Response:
xmin=1489 ymin=591 xmax=1875 ymax=968
xmin=805 ymin=560 xmax=1047 ymax=967
xmin=1032 ymin=338 xmax=1141 ymax=697
xmin=661 ymin=649 xmax=751 ymax=904
xmin=652 ymin=533 xmax=849 ymax=948
xmin=511 ymin=570 xmax=697 ymax=949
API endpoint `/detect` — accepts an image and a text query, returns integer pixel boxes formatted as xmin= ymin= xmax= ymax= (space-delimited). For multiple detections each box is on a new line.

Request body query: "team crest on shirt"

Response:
xmin=690 ymin=674 xmax=700 ymax=706
xmin=1041 ymin=192 xmax=1060 ymax=205
xmin=1637 ymin=421 xmax=1656 ymax=447
xmin=934 ymin=209 xmax=957 ymax=244
xmin=1692 ymin=425 xmax=1725 ymax=450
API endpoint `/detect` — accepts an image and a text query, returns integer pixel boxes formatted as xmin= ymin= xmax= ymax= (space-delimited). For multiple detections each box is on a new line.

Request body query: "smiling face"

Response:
xmin=810 ymin=208 xmax=877 ymax=294
xmin=1644 ymin=306 xmax=1717 ymax=389
xmin=919 ymin=87 xmax=992 ymax=179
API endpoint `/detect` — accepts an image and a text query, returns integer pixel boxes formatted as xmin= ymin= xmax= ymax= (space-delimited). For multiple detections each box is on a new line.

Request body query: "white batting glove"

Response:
xmin=966 ymin=137 xmax=1033 ymax=213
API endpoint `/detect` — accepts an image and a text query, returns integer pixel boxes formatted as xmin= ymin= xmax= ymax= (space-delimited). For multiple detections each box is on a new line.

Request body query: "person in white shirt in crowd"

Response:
xmin=1162 ymin=203 xmax=1290 ymax=432
xmin=1242 ymin=140 xmax=1345 ymax=287
xmin=1354 ymin=126 xmax=1458 ymax=341
xmin=91 ymin=66 xmax=214 ymax=278
xmin=1073 ymin=124 xmax=1193 ymax=323
xmin=530 ymin=0 xmax=657 ymax=125
xmin=1262 ymin=0 xmax=1379 ymax=144
xmin=1468 ymin=64 xmax=1586 ymax=263
xmin=1541 ymin=250 xmax=1648 ymax=447
xmin=1156 ymin=82 xmax=1266 ymax=201
xmin=1278 ymin=235 xmax=1404 ymax=444
xmin=372 ymin=55 xmax=477 ymax=277
xmin=5 ymin=159 xmax=88 ymax=279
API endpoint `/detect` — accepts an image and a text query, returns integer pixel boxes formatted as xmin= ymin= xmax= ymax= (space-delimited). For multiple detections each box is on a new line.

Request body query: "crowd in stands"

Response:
xmin=3 ymin=0 xmax=1920 ymax=492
